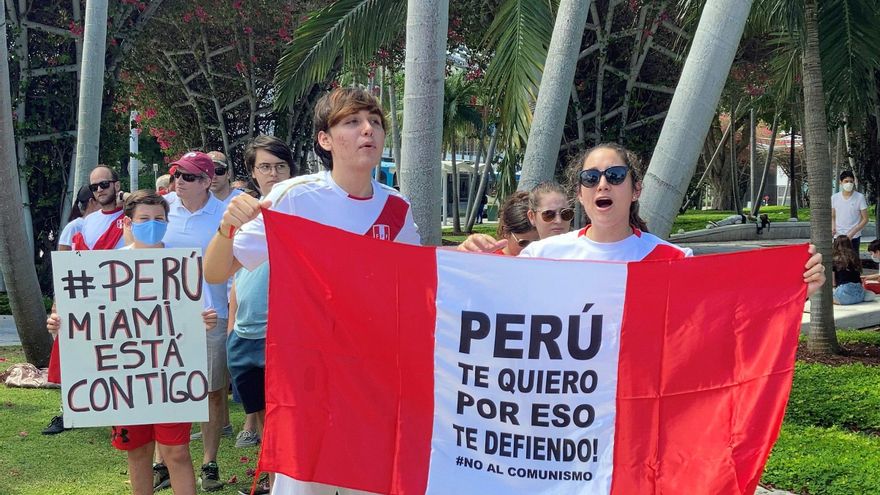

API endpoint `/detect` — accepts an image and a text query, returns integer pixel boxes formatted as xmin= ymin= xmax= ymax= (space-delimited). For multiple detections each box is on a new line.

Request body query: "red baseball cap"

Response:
xmin=171 ymin=151 xmax=214 ymax=179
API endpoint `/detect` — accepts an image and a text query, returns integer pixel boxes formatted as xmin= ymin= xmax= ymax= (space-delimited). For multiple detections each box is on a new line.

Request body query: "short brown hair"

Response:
xmin=313 ymin=87 xmax=386 ymax=170
xmin=124 ymin=190 xmax=169 ymax=218
xmin=244 ymin=135 xmax=295 ymax=175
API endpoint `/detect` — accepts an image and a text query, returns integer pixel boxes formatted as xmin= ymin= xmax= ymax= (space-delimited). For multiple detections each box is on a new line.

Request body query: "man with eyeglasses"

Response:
xmin=71 ymin=165 xmax=126 ymax=250
xmin=208 ymin=151 xmax=243 ymax=206
xmin=162 ymin=151 xmax=230 ymax=492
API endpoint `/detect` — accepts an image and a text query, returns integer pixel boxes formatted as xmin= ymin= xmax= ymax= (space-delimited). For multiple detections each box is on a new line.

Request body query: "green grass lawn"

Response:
xmin=2 ymin=329 xmax=880 ymax=494
xmin=762 ymin=329 xmax=880 ymax=494
xmin=0 ymin=346 xmax=256 ymax=495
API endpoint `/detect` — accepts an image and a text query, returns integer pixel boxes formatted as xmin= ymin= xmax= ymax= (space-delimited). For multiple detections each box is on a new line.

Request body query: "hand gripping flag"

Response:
xmin=259 ymin=210 xmax=807 ymax=495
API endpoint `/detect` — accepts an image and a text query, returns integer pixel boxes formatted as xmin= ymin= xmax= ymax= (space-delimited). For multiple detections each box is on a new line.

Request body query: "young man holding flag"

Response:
xmin=204 ymin=87 xmax=419 ymax=494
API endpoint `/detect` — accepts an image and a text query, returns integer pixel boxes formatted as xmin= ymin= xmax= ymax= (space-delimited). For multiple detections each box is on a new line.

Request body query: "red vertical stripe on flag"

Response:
xmin=611 ymin=245 xmax=807 ymax=494
xmin=260 ymin=210 xmax=436 ymax=494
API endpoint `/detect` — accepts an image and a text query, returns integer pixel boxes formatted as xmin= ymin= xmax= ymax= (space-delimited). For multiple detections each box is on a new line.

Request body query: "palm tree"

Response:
xmin=639 ymin=0 xmax=755 ymax=238
xmin=800 ymin=0 xmax=837 ymax=354
xmin=71 ymin=0 xmax=110 ymax=201
xmin=517 ymin=0 xmax=592 ymax=192
xmin=442 ymin=71 xmax=482 ymax=234
xmin=0 ymin=6 xmax=52 ymax=365
xmin=399 ymin=0 xmax=449 ymax=245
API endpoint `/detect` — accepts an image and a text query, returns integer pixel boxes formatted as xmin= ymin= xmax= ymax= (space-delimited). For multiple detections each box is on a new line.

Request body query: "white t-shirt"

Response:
xmin=832 ymin=191 xmax=868 ymax=238
xmin=163 ymin=194 xmax=228 ymax=318
xmin=234 ymin=170 xmax=421 ymax=270
xmin=57 ymin=217 xmax=84 ymax=248
xmin=238 ymin=171 xmax=419 ymax=495
xmin=79 ymin=208 xmax=126 ymax=250
xmin=519 ymin=226 xmax=692 ymax=261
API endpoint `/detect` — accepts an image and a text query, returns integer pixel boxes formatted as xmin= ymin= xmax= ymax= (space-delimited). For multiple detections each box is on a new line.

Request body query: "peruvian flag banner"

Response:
xmin=258 ymin=209 xmax=807 ymax=495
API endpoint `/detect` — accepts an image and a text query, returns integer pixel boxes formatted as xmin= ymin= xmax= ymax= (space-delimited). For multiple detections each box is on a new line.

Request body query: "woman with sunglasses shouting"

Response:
xmin=519 ymin=144 xmax=682 ymax=261
xmin=527 ymin=182 xmax=574 ymax=239
xmin=462 ymin=143 xmax=825 ymax=296
xmin=495 ymin=191 xmax=539 ymax=256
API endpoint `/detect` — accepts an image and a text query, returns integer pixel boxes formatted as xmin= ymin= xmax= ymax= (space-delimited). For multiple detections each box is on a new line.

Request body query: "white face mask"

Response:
xmin=873 ymin=255 xmax=880 ymax=264
xmin=842 ymin=182 xmax=855 ymax=192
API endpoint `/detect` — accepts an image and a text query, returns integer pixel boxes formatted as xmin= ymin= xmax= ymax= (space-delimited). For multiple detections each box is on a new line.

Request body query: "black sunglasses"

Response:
xmin=214 ymin=166 xmax=228 ymax=176
xmin=89 ymin=180 xmax=118 ymax=192
xmin=539 ymin=208 xmax=574 ymax=223
xmin=173 ymin=171 xmax=202 ymax=182
xmin=511 ymin=232 xmax=533 ymax=248
xmin=579 ymin=166 xmax=629 ymax=188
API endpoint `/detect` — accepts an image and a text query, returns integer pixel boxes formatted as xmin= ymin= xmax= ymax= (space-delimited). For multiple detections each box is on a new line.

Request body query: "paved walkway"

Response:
xmin=0 ymin=315 xmax=18 ymax=346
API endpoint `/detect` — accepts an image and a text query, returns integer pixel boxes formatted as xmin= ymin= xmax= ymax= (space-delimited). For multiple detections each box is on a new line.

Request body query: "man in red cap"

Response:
xmin=161 ymin=151 xmax=230 ymax=492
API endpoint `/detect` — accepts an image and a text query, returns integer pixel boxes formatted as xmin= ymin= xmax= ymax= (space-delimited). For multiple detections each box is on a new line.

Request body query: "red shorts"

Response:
xmin=110 ymin=423 xmax=191 ymax=451
xmin=47 ymin=338 xmax=61 ymax=384
xmin=865 ymin=283 xmax=880 ymax=295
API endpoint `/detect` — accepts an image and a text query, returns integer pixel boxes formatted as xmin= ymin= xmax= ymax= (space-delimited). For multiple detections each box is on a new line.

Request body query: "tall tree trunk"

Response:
xmin=749 ymin=107 xmax=758 ymax=208
xmin=388 ymin=72 xmax=402 ymax=172
xmin=72 ymin=0 xmax=110 ymax=199
xmin=0 ymin=5 xmax=52 ymax=365
xmin=751 ymin=114 xmax=779 ymax=216
xmin=730 ymin=114 xmax=741 ymax=213
xmin=464 ymin=128 xmax=486 ymax=225
xmin=802 ymin=0 xmax=839 ymax=355
xmin=640 ymin=0 xmax=753 ymax=237
xmin=789 ymin=125 xmax=799 ymax=218
xmin=451 ymin=136 xmax=462 ymax=234
xmin=465 ymin=129 xmax=499 ymax=231
xmin=518 ymin=0 xmax=592 ymax=191
xmin=399 ymin=0 xmax=449 ymax=245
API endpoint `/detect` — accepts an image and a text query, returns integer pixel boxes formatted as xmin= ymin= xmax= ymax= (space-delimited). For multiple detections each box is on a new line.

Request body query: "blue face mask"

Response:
xmin=130 ymin=219 xmax=167 ymax=245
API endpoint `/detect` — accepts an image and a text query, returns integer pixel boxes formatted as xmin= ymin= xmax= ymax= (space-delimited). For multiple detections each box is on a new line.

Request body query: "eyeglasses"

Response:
xmin=538 ymin=208 xmax=574 ymax=223
xmin=255 ymin=163 xmax=290 ymax=175
xmin=173 ymin=171 xmax=203 ymax=182
xmin=214 ymin=166 xmax=228 ymax=176
xmin=578 ymin=166 xmax=629 ymax=188
xmin=510 ymin=232 xmax=533 ymax=248
xmin=89 ymin=180 xmax=118 ymax=192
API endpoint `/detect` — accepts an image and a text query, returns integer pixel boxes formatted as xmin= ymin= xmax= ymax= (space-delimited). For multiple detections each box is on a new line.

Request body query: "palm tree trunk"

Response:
xmin=451 ymin=136 xmax=462 ymax=234
xmin=518 ymin=0 xmax=593 ymax=192
xmin=464 ymin=128 xmax=486 ymax=225
xmin=72 ymin=0 xmax=110 ymax=199
xmin=399 ymin=0 xmax=449 ymax=245
xmin=388 ymin=72 xmax=403 ymax=174
xmin=749 ymin=107 xmax=758 ymax=208
xmin=730 ymin=115 xmax=741 ymax=213
xmin=802 ymin=0 xmax=839 ymax=355
xmin=640 ymin=0 xmax=753 ymax=238
xmin=751 ymin=114 xmax=779 ymax=216
xmin=789 ymin=125 xmax=799 ymax=218
xmin=465 ymin=129 xmax=499 ymax=232
xmin=0 ymin=5 xmax=52 ymax=366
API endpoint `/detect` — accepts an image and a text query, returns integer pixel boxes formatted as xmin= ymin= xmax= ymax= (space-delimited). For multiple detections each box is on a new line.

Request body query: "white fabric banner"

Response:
xmin=52 ymin=248 xmax=209 ymax=428
xmin=427 ymin=250 xmax=628 ymax=494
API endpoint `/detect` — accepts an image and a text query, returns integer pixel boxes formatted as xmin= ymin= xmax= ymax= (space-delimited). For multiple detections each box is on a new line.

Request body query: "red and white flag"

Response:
xmin=259 ymin=210 xmax=807 ymax=495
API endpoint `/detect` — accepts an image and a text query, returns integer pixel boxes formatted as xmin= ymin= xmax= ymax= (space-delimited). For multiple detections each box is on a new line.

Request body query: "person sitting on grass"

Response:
xmin=832 ymin=234 xmax=875 ymax=305
xmin=47 ymin=190 xmax=218 ymax=495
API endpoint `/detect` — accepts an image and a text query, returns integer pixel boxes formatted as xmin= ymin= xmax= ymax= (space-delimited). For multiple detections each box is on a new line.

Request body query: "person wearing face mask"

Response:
xmin=832 ymin=170 xmax=869 ymax=253
xmin=47 ymin=190 xmax=218 ymax=495
xmin=864 ymin=239 xmax=880 ymax=295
